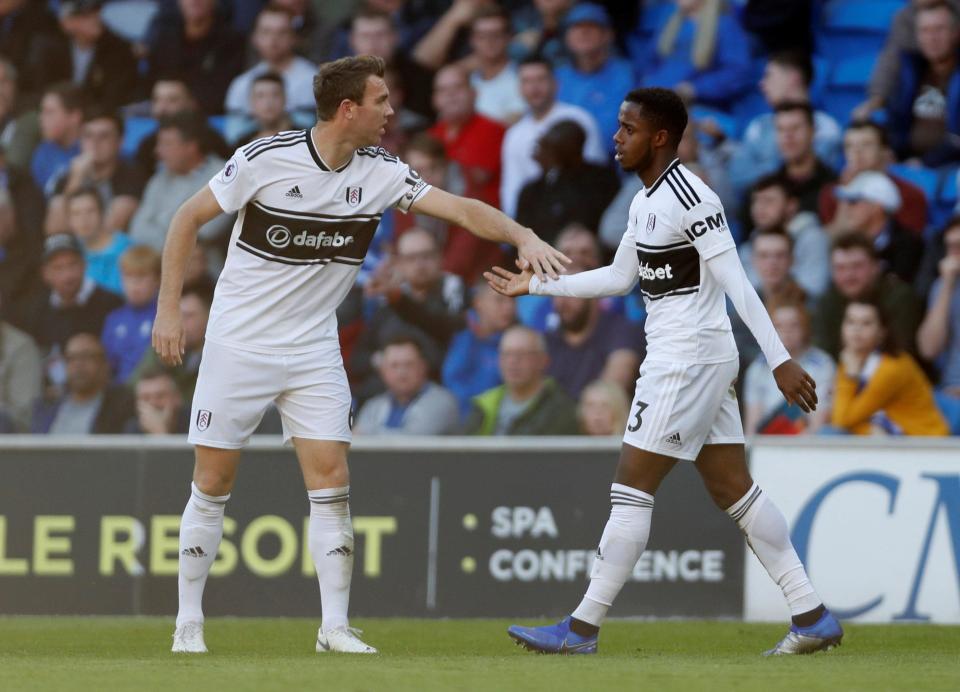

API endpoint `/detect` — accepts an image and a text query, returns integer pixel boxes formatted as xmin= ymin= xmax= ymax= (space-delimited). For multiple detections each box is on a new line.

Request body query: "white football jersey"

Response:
xmin=205 ymin=130 xmax=431 ymax=353
xmin=624 ymin=159 xmax=738 ymax=364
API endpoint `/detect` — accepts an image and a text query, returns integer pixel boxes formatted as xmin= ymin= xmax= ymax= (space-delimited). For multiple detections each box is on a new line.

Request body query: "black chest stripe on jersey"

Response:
xmin=636 ymin=244 xmax=700 ymax=299
xmin=664 ymin=174 xmax=692 ymax=210
xmin=236 ymin=201 xmax=378 ymax=266
xmin=242 ymin=131 xmax=306 ymax=159
xmin=247 ymin=136 xmax=307 ymax=161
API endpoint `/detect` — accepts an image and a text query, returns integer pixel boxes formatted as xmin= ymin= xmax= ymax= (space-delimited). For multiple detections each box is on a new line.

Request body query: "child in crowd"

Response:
xmin=101 ymin=246 xmax=160 ymax=383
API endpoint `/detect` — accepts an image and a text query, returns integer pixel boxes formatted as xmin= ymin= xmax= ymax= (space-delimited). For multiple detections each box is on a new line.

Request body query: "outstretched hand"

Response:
xmin=516 ymin=232 xmax=571 ymax=281
xmin=483 ymin=260 xmax=535 ymax=297
xmin=773 ymin=359 xmax=818 ymax=413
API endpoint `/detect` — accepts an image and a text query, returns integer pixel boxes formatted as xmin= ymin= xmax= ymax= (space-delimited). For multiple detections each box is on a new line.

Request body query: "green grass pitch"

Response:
xmin=1 ymin=617 xmax=958 ymax=691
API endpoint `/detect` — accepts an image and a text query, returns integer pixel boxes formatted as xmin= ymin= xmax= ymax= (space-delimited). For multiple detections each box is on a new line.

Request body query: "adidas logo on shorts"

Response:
xmin=326 ymin=545 xmax=353 ymax=557
xmin=182 ymin=546 xmax=208 ymax=558
xmin=664 ymin=432 xmax=682 ymax=447
xmin=285 ymin=185 xmax=303 ymax=199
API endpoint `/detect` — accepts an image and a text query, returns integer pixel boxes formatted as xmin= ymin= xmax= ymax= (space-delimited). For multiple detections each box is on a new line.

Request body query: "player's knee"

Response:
xmin=704 ymin=477 xmax=749 ymax=510
xmin=193 ymin=467 xmax=235 ymax=496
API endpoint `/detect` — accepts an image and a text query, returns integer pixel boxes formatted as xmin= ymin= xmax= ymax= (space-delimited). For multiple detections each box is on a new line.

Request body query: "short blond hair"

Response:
xmin=120 ymin=245 xmax=161 ymax=277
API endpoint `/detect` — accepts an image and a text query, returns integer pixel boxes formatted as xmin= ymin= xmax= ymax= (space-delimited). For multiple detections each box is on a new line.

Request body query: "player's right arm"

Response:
xmin=484 ymin=210 xmax=640 ymax=298
xmin=152 ymin=187 xmax=225 ymax=365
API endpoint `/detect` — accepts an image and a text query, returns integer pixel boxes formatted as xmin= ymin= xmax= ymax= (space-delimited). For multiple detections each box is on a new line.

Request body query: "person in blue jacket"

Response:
xmin=640 ymin=0 xmax=752 ymax=111
xmin=555 ymin=3 xmax=636 ymax=156
xmin=885 ymin=0 xmax=960 ymax=167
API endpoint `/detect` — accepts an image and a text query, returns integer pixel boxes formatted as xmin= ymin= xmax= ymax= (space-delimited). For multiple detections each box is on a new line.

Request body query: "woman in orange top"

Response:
xmin=832 ymin=299 xmax=948 ymax=435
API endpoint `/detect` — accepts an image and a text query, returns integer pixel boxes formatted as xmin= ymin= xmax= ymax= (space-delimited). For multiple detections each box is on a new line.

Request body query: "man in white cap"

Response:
xmin=832 ymin=170 xmax=924 ymax=283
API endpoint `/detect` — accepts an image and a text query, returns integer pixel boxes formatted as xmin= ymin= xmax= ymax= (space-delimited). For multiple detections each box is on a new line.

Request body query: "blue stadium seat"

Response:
xmin=689 ymin=106 xmax=737 ymax=141
xmin=822 ymin=53 xmax=877 ymax=125
xmin=121 ymin=116 xmax=158 ymax=160
xmin=888 ymin=163 xmax=940 ymax=203
xmin=207 ymin=115 xmax=228 ymax=139
xmin=816 ymin=0 xmax=905 ymax=60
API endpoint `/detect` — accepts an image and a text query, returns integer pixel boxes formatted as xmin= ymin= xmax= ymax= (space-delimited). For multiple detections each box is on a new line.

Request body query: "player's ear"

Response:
xmin=340 ymin=98 xmax=355 ymax=120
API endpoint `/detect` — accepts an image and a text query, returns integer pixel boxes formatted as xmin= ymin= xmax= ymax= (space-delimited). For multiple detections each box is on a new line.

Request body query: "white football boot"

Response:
xmin=171 ymin=621 xmax=208 ymax=653
xmin=315 ymin=626 xmax=377 ymax=654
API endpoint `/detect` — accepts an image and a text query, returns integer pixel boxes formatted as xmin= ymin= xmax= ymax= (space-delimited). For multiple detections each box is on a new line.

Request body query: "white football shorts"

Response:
xmin=188 ymin=339 xmax=352 ymax=449
xmin=622 ymin=358 xmax=744 ymax=461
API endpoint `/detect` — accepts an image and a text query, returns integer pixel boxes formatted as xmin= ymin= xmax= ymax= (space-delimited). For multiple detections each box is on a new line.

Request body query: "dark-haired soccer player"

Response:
xmin=486 ymin=88 xmax=843 ymax=656
xmin=153 ymin=55 xmax=569 ymax=655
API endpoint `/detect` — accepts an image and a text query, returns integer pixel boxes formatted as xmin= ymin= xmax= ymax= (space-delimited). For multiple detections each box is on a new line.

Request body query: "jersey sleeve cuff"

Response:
xmin=697 ymin=239 xmax=737 ymax=262
xmin=395 ymin=181 xmax=433 ymax=213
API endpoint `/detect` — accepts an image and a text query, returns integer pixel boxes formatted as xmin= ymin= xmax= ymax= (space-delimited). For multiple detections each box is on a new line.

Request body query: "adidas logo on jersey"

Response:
xmin=664 ymin=432 xmax=682 ymax=447
xmin=639 ymin=261 xmax=674 ymax=281
xmin=285 ymin=185 xmax=303 ymax=199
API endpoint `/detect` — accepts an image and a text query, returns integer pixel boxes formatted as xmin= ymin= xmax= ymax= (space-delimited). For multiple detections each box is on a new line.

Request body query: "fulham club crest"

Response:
xmin=646 ymin=213 xmax=656 ymax=234
xmin=346 ymin=186 xmax=362 ymax=207
xmin=196 ymin=409 xmax=213 ymax=432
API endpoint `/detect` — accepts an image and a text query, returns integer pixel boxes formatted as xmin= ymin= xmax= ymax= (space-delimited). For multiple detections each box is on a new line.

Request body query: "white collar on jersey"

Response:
xmin=644 ymin=158 xmax=681 ymax=197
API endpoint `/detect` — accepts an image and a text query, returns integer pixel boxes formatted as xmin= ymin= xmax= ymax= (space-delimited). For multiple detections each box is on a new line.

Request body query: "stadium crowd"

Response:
xmin=1 ymin=0 xmax=959 ymax=437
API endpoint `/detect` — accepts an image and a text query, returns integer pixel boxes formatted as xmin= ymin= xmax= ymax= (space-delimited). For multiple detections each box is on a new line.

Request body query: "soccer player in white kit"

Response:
xmin=152 ymin=55 xmax=570 ymax=654
xmin=486 ymin=88 xmax=844 ymax=656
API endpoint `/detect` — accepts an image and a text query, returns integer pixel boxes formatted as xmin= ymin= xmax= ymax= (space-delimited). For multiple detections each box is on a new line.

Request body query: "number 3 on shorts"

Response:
xmin=627 ymin=400 xmax=649 ymax=432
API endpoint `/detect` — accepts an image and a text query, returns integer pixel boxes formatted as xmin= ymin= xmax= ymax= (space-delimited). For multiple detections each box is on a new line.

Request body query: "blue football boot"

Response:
xmin=507 ymin=616 xmax=598 ymax=655
xmin=763 ymin=609 xmax=844 ymax=656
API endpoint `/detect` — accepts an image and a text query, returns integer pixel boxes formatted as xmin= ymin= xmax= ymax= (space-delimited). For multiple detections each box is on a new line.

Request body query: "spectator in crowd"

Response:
xmin=134 ymin=77 xmax=231 ymax=176
xmin=740 ymin=0 xmax=813 ymax=71
xmin=831 ymin=299 xmax=948 ymax=435
xmin=0 ymin=0 xmax=67 ymax=103
xmin=224 ymin=4 xmax=316 ymax=131
xmin=813 ymin=233 xmax=920 ymax=359
xmin=744 ymin=300 xmax=834 ymax=435
xmin=31 ymin=331 xmax=133 ymax=434
xmin=641 ymin=0 xmax=752 ymax=110
xmin=516 ymin=119 xmax=619 ymax=246
xmin=819 ymin=121 xmax=928 ymax=236
xmin=546 ymin=287 xmax=645 ymax=400
xmin=30 ymin=82 xmax=84 ymax=193
xmin=234 ymin=73 xmax=295 ymax=148
xmin=772 ymin=101 xmax=837 ymax=215
xmin=348 ymin=8 xmax=435 ymax=120
xmin=0 ymin=292 xmax=42 ymax=433
xmin=577 ymin=379 xmax=629 ymax=436
xmin=885 ymin=0 xmax=960 ymax=166
xmin=45 ymin=110 xmax=146 ymax=235
xmin=0 ymin=58 xmax=40 ymax=171
xmin=732 ymin=226 xmax=807 ymax=369
xmin=509 ymin=0 xmax=575 ymax=64
xmin=65 ymin=186 xmax=130 ymax=296
xmin=395 ymin=132 xmax=503 ymax=283
xmin=129 ymin=113 xmax=231 ymax=252
xmin=728 ymin=50 xmax=842 ymax=197
xmin=443 ymin=280 xmax=516 ymax=416
xmin=429 ymin=64 xmax=505 ymax=209
xmin=355 ymin=336 xmax=461 ymax=435
xmin=351 ymin=228 xmax=467 ymax=402
xmin=854 ymin=0 xmax=960 ymax=121
xmin=466 ymin=324 xmax=579 ymax=435
xmin=126 ymin=367 xmax=189 ymax=435
xmin=101 ymin=246 xmax=160 ymax=383
xmin=466 ymin=7 xmax=526 ymax=125
xmin=409 ymin=0 xmax=488 ymax=71
xmin=146 ymin=0 xmax=245 ymax=116
xmin=918 ymin=218 xmax=960 ymax=397
xmin=831 ymin=171 xmax=924 ymax=284
xmin=500 ymin=55 xmax=606 ymax=218
xmin=554 ymin=3 xmax=634 ymax=156
xmin=739 ymin=175 xmax=830 ymax=299
xmin=20 ymin=232 xmax=122 ymax=354
xmin=54 ymin=0 xmax=138 ymax=112
xmin=131 ymin=281 xmax=211 ymax=403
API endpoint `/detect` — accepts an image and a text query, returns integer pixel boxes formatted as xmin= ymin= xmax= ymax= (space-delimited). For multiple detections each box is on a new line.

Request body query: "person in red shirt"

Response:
xmin=429 ymin=64 xmax=506 ymax=209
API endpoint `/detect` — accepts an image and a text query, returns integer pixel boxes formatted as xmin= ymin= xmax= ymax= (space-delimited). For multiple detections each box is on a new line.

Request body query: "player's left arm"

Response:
xmin=684 ymin=194 xmax=817 ymax=412
xmin=410 ymin=186 xmax=571 ymax=280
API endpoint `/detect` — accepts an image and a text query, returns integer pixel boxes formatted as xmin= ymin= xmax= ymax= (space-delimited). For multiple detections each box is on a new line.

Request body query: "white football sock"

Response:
xmin=728 ymin=483 xmax=821 ymax=616
xmin=177 ymin=482 xmax=229 ymax=627
xmin=571 ymin=483 xmax=654 ymax=627
xmin=308 ymin=486 xmax=354 ymax=632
